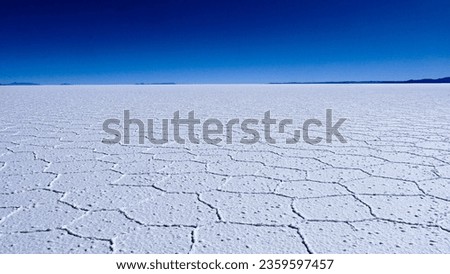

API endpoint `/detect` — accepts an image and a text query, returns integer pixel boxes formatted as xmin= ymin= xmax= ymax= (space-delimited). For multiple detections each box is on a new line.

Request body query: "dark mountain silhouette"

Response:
xmin=0 ymin=82 xmax=40 ymax=85
xmin=270 ymin=76 xmax=450 ymax=84
xmin=403 ymin=77 xmax=450 ymax=83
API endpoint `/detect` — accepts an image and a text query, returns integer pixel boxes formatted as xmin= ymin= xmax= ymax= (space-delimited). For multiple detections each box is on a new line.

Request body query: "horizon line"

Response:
xmin=1 ymin=76 xmax=450 ymax=86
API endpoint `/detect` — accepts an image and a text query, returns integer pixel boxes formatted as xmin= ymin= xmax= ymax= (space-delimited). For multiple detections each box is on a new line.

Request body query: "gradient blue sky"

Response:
xmin=1 ymin=0 xmax=449 ymax=84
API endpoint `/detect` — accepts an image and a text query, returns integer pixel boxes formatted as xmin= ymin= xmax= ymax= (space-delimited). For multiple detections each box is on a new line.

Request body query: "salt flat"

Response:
xmin=0 ymin=84 xmax=450 ymax=253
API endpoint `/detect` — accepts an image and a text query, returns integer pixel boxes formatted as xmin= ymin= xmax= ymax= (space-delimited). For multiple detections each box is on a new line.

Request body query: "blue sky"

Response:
xmin=1 ymin=0 xmax=449 ymax=84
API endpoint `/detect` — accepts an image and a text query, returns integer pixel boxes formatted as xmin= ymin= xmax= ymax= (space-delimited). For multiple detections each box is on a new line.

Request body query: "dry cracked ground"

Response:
xmin=1 ymin=84 xmax=450 ymax=254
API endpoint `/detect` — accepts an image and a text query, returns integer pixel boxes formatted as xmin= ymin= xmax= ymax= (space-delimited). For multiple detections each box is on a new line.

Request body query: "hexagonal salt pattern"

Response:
xmin=1 ymin=84 xmax=450 ymax=253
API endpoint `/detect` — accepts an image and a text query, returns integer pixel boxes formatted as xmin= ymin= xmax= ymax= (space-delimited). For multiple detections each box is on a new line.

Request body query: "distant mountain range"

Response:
xmin=0 ymin=82 xmax=40 ymax=85
xmin=135 ymin=82 xmax=176 ymax=85
xmin=1 ymin=77 xmax=450 ymax=85
xmin=270 ymin=76 xmax=450 ymax=84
